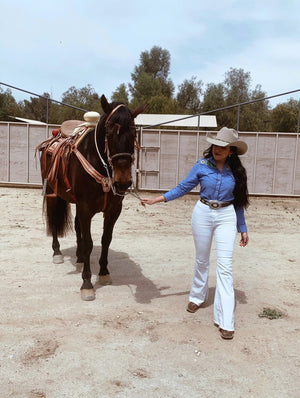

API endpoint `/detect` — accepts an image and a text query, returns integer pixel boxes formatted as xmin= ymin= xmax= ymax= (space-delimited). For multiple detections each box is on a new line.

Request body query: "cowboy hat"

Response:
xmin=206 ymin=127 xmax=248 ymax=155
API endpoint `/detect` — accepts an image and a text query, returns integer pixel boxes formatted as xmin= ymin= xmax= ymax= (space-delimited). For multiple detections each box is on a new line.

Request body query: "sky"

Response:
xmin=1 ymin=0 xmax=300 ymax=108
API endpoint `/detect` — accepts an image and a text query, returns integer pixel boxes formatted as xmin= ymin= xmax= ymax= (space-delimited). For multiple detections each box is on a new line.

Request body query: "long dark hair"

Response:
xmin=203 ymin=145 xmax=249 ymax=208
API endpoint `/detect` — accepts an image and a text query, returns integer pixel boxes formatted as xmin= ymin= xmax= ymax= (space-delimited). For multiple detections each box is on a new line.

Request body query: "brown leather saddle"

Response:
xmin=60 ymin=120 xmax=85 ymax=137
xmin=37 ymin=111 xmax=110 ymax=201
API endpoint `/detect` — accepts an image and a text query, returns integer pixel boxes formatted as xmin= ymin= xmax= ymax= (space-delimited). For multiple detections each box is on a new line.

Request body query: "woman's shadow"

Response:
xmin=202 ymin=287 xmax=247 ymax=308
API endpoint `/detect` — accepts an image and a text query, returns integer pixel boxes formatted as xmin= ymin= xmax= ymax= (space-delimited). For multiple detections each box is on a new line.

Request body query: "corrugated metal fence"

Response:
xmin=0 ymin=122 xmax=299 ymax=196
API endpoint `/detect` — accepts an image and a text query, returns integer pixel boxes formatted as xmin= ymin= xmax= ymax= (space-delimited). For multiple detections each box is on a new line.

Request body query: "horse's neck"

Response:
xmin=95 ymin=124 xmax=107 ymax=155
xmin=76 ymin=125 xmax=102 ymax=159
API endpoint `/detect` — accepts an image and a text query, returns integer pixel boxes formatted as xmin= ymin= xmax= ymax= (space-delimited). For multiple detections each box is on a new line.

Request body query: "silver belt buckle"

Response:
xmin=209 ymin=200 xmax=221 ymax=209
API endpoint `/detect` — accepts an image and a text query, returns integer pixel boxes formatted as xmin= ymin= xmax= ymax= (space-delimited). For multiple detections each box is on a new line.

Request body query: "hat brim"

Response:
xmin=206 ymin=136 xmax=248 ymax=155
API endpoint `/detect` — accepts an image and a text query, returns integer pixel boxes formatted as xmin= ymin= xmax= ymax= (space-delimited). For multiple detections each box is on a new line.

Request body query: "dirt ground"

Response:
xmin=0 ymin=186 xmax=299 ymax=398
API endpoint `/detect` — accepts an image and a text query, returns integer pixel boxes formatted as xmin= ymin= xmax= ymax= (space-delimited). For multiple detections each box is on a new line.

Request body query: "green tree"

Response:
xmin=129 ymin=46 xmax=175 ymax=109
xmin=224 ymin=68 xmax=251 ymax=104
xmin=22 ymin=92 xmax=51 ymax=123
xmin=111 ymin=83 xmax=129 ymax=105
xmin=201 ymin=83 xmax=227 ymax=127
xmin=176 ymin=76 xmax=202 ymax=114
xmin=202 ymin=83 xmax=225 ymax=112
xmin=270 ymin=99 xmax=299 ymax=132
xmin=0 ymin=88 xmax=23 ymax=121
xmin=211 ymin=68 xmax=271 ymax=131
xmin=222 ymin=68 xmax=251 ymax=129
xmin=130 ymin=72 xmax=164 ymax=105
xmin=147 ymin=95 xmax=178 ymax=114
xmin=57 ymin=85 xmax=102 ymax=123
xmin=242 ymin=85 xmax=270 ymax=131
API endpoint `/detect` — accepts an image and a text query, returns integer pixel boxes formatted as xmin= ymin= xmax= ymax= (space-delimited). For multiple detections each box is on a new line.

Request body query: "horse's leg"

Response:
xmin=74 ymin=212 xmax=84 ymax=271
xmin=52 ymin=227 xmax=64 ymax=264
xmin=97 ymin=203 xmax=123 ymax=285
xmin=77 ymin=210 xmax=95 ymax=301
xmin=44 ymin=196 xmax=65 ymax=264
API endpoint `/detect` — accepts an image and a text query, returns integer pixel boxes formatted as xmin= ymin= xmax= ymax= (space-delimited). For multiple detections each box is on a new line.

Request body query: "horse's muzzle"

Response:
xmin=113 ymin=180 xmax=132 ymax=193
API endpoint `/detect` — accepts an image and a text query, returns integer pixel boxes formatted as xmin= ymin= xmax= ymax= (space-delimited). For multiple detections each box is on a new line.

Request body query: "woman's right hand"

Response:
xmin=141 ymin=195 xmax=166 ymax=206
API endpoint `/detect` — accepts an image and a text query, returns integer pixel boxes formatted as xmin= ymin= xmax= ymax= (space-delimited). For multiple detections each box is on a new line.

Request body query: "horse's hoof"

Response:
xmin=96 ymin=275 xmax=112 ymax=286
xmin=81 ymin=289 xmax=95 ymax=301
xmin=76 ymin=262 xmax=84 ymax=272
xmin=53 ymin=254 xmax=64 ymax=264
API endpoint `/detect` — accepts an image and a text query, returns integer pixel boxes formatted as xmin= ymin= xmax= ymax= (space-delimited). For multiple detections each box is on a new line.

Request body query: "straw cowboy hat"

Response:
xmin=206 ymin=127 xmax=248 ymax=155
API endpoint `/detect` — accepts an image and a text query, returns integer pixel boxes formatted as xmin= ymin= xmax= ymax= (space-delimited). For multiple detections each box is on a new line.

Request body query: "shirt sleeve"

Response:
xmin=234 ymin=205 xmax=248 ymax=233
xmin=163 ymin=162 xmax=201 ymax=202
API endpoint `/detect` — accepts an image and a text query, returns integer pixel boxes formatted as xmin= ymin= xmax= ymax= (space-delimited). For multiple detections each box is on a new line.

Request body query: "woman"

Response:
xmin=141 ymin=127 xmax=249 ymax=340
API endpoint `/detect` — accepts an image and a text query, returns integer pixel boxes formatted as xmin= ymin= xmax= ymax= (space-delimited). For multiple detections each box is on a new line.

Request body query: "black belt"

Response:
xmin=200 ymin=197 xmax=233 ymax=209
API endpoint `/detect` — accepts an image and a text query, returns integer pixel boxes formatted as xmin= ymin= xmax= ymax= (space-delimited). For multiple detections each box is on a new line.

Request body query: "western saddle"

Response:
xmin=37 ymin=111 xmax=111 ymax=201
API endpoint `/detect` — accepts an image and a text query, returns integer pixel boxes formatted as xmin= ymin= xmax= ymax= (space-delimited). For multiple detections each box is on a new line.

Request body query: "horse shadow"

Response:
xmin=61 ymin=245 xmax=182 ymax=304
xmin=60 ymin=246 xmax=247 ymax=306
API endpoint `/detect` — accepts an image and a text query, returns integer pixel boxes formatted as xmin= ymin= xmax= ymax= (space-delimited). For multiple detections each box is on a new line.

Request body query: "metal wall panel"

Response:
xmin=138 ymin=129 xmax=300 ymax=197
xmin=0 ymin=122 xmax=299 ymax=196
xmin=0 ymin=124 xmax=9 ymax=181
xmin=0 ymin=122 xmax=56 ymax=185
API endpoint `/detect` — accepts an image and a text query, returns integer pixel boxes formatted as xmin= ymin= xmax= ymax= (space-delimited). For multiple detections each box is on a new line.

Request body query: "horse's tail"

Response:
xmin=43 ymin=196 xmax=73 ymax=237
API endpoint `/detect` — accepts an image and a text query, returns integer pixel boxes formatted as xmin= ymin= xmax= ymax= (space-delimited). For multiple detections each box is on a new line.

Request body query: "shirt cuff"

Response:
xmin=237 ymin=224 xmax=248 ymax=233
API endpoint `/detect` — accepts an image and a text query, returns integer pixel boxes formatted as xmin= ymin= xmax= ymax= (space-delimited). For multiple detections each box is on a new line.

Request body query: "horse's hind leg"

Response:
xmin=44 ymin=195 xmax=71 ymax=264
xmin=44 ymin=196 xmax=63 ymax=264
xmin=52 ymin=228 xmax=64 ymax=264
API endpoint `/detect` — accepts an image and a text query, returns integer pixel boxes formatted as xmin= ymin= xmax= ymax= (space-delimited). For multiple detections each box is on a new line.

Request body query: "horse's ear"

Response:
xmin=101 ymin=94 xmax=112 ymax=115
xmin=131 ymin=103 xmax=149 ymax=119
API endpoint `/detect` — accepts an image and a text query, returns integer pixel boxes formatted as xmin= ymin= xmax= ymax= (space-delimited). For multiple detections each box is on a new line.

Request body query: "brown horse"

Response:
xmin=37 ymin=95 xmax=146 ymax=300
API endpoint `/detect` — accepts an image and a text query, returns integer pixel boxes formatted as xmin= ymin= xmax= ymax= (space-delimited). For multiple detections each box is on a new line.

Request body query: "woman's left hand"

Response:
xmin=240 ymin=232 xmax=249 ymax=247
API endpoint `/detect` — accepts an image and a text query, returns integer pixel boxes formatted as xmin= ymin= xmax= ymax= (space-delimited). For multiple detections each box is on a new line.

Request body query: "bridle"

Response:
xmin=94 ymin=104 xmax=136 ymax=196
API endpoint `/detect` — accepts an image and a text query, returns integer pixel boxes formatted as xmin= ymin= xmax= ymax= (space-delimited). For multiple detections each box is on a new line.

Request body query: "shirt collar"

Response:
xmin=207 ymin=156 xmax=231 ymax=170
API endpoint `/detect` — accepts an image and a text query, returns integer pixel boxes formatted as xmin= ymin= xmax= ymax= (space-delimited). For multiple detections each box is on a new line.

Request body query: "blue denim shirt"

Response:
xmin=163 ymin=156 xmax=247 ymax=233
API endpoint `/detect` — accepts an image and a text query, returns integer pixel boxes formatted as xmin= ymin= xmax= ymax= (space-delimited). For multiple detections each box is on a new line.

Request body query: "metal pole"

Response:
xmin=7 ymin=124 xmax=10 ymax=182
xmin=158 ymin=130 xmax=161 ymax=189
xmin=272 ymin=133 xmax=279 ymax=194
xmin=292 ymin=133 xmax=298 ymax=195
xmin=252 ymin=133 xmax=259 ymax=193
xmin=26 ymin=124 xmax=30 ymax=183
xmin=46 ymin=98 xmax=49 ymax=124
xmin=297 ymin=100 xmax=300 ymax=134
xmin=294 ymin=100 xmax=300 ymax=194
xmin=0 ymin=82 xmax=88 ymax=113
xmin=135 ymin=127 xmax=142 ymax=190
xmin=176 ymin=131 xmax=180 ymax=185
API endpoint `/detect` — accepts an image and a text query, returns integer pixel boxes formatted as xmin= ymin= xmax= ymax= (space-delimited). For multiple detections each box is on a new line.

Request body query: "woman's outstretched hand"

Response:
xmin=141 ymin=195 xmax=166 ymax=206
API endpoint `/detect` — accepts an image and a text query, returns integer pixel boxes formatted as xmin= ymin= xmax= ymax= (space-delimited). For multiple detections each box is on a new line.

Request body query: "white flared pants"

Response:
xmin=189 ymin=200 xmax=237 ymax=331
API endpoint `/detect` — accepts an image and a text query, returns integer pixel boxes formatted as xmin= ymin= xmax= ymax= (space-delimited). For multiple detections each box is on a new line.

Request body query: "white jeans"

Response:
xmin=189 ymin=200 xmax=237 ymax=331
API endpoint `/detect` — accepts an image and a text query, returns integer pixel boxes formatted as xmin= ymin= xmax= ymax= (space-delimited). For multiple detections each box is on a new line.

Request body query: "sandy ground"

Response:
xmin=0 ymin=186 xmax=299 ymax=398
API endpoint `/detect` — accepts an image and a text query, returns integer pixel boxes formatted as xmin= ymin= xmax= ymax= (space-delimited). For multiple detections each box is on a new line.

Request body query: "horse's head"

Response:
xmin=100 ymin=94 xmax=147 ymax=193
